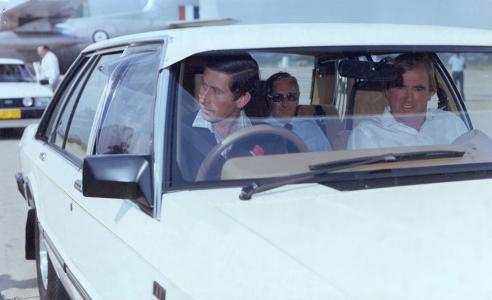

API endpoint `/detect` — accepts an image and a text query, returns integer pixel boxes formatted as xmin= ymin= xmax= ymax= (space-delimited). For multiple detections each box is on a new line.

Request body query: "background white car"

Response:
xmin=0 ymin=58 xmax=52 ymax=128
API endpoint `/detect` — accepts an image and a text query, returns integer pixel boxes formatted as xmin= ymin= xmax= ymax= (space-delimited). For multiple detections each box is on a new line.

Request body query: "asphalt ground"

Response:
xmin=0 ymin=129 xmax=39 ymax=300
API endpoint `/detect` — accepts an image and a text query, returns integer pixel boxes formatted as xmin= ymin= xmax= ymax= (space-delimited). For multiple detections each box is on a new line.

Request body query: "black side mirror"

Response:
xmin=82 ymin=155 xmax=153 ymax=214
xmin=39 ymin=79 xmax=49 ymax=85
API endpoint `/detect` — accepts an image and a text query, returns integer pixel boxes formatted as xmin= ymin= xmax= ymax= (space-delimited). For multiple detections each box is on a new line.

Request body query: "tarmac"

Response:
xmin=0 ymin=130 xmax=39 ymax=300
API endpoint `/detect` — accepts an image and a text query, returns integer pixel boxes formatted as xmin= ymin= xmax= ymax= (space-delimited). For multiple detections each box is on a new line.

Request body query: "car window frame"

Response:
xmin=53 ymin=56 xmax=100 ymax=151
xmin=165 ymin=46 xmax=492 ymax=191
xmin=84 ymin=42 xmax=167 ymax=219
xmin=92 ymin=48 xmax=162 ymax=156
xmin=36 ymin=55 xmax=94 ymax=142
xmin=62 ymin=51 xmax=126 ymax=164
xmin=36 ymin=50 xmax=125 ymax=167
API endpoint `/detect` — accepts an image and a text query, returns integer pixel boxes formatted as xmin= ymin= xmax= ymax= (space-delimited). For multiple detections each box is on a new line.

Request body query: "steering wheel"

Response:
xmin=195 ymin=124 xmax=308 ymax=181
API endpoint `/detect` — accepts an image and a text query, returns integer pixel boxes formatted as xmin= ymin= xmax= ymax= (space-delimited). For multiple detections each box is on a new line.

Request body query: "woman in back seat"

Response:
xmin=264 ymin=72 xmax=332 ymax=152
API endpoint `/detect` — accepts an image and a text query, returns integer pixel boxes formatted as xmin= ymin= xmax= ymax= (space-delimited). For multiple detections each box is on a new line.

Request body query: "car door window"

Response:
xmin=62 ymin=53 xmax=122 ymax=160
xmin=95 ymin=48 xmax=161 ymax=155
xmin=38 ymin=57 xmax=90 ymax=142
xmin=53 ymin=69 xmax=89 ymax=148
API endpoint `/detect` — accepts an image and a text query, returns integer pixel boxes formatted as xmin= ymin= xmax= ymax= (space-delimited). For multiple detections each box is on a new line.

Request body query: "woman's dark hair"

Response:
xmin=205 ymin=54 xmax=259 ymax=100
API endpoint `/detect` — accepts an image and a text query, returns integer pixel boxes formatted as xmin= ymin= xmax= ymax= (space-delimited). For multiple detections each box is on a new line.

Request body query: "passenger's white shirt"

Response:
xmin=347 ymin=108 xmax=468 ymax=150
xmin=41 ymin=51 xmax=61 ymax=90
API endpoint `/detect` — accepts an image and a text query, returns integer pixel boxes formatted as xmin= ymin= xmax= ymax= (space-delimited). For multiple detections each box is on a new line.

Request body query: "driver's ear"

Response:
xmin=236 ymin=92 xmax=251 ymax=110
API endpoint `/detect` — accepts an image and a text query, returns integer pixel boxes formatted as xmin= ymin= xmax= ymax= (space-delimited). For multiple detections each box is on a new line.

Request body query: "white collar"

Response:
xmin=192 ymin=110 xmax=252 ymax=142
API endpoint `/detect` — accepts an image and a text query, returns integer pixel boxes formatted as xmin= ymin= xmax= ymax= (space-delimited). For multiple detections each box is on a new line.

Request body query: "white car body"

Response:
xmin=0 ymin=58 xmax=53 ymax=128
xmin=16 ymin=24 xmax=492 ymax=300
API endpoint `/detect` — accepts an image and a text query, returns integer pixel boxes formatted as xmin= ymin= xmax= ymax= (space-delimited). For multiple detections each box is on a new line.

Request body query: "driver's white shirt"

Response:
xmin=347 ymin=108 xmax=468 ymax=150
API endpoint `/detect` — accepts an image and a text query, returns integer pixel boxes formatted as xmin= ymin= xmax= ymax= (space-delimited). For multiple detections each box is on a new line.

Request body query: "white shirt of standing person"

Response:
xmin=448 ymin=54 xmax=466 ymax=72
xmin=41 ymin=50 xmax=61 ymax=91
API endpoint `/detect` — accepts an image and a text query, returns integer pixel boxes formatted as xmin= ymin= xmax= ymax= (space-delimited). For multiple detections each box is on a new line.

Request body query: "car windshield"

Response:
xmin=171 ymin=49 xmax=492 ymax=188
xmin=0 ymin=64 xmax=35 ymax=82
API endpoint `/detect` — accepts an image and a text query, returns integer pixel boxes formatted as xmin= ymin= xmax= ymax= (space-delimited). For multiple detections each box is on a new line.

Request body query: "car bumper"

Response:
xmin=0 ymin=108 xmax=44 ymax=128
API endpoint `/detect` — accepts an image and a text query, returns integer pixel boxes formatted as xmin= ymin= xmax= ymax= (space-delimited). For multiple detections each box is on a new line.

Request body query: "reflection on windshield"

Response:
xmin=0 ymin=64 xmax=34 ymax=82
xmin=172 ymin=51 xmax=492 ymax=185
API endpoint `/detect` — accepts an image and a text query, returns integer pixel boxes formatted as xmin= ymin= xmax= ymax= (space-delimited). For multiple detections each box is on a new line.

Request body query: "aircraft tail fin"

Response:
xmin=167 ymin=18 xmax=235 ymax=29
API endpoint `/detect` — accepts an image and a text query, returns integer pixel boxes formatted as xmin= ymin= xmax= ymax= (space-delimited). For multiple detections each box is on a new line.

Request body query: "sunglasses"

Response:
xmin=268 ymin=92 xmax=299 ymax=103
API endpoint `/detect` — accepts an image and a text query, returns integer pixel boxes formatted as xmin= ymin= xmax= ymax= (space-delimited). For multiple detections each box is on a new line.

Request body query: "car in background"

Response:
xmin=15 ymin=24 xmax=492 ymax=299
xmin=0 ymin=58 xmax=52 ymax=128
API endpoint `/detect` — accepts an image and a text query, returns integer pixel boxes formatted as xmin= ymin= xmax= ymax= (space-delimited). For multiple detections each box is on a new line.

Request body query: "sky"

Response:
xmin=88 ymin=0 xmax=147 ymax=15
xmin=1 ymin=0 xmax=491 ymax=30
xmin=86 ymin=0 xmax=492 ymax=30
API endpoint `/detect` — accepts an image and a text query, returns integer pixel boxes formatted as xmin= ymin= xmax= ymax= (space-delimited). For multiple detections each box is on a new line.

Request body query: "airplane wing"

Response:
xmin=167 ymin=18 xmax=237 ymax=29
xmin=0 ymin=0 xmax=83 ymax=31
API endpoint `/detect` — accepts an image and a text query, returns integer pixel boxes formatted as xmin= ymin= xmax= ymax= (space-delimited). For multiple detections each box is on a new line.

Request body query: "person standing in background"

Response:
xmin=37 ymin=45 xmax=61 ymax=91
xmin=448 ymin=53 xmax=466 ymax=100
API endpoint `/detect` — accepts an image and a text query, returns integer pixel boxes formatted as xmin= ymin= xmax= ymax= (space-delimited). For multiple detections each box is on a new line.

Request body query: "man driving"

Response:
xmin=347 ymin=53 xmax=468 ymax=150
xmin=179 ymin=54 xmax=260 ymax=180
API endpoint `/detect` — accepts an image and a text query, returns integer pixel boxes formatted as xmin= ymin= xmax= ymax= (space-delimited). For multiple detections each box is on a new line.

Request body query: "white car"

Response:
xmin=16 ymin=24 xmax=492 ymax=300
xmin=0 ymin=58 xmax=52 ymax=128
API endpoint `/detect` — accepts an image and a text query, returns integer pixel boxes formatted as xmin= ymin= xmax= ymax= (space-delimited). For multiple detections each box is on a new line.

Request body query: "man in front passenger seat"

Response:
xmin=264 ymin=72 xmax=331 ymax=152
xmin=347 ymin=53 xmax=468 ymax=150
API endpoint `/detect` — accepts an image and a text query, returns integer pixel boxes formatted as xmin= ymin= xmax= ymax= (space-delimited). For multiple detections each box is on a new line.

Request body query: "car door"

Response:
xmin=30 ymin=54 xmax=95 ymax=271
xmin=33 ymin=50 xmax=124 ymax=296
xmin=65 ymin=44 xmax=169 ymax=299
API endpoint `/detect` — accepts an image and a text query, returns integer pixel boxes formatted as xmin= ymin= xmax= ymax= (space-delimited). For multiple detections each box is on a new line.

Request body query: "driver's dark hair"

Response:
xmin=205 ymin=54 xmax=259 ymax=100
xmin=387 ymin=53 xmax=437 ymax=93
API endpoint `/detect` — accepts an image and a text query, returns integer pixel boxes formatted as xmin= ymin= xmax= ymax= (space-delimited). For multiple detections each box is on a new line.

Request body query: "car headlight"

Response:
xmin=22 ymin=97 xmax=34 ymax=107
xmin=34 ymin=97 xmax=51 ymax=107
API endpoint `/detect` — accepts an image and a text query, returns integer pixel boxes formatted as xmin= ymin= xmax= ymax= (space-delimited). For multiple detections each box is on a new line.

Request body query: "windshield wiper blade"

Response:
xmin=309 ymin=150 xmax=466 ymax=171
xmin=239 ymin=150 xmax=465 ymax=200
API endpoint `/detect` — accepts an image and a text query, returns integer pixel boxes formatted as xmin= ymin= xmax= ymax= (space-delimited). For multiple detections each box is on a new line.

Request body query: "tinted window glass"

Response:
xmin=96 ymin=49 xmax=161 ymax=155
xmin=170 ymin=50 xmax=482 ymax=187
xmin=64 ymin=53 xmax=121 ymax=160
xmin=54 ymin=78 xmax=85 ymax=148
xmin=40 ymin=57 xmax=90 ymax=142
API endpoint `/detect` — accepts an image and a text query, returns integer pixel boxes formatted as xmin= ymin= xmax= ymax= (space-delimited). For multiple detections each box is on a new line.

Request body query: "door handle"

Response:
xmin=74 ymin=179 xmax=82 ymax=193
xmin=39 ymin=152 xmax=47 ymax=161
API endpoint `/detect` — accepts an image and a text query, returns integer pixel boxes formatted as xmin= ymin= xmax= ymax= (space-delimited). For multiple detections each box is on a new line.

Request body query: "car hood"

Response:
xmin=161 ymin=179 xmax=492 ymax=299
xmin=0 ymin=82 xmax=52 ymax=98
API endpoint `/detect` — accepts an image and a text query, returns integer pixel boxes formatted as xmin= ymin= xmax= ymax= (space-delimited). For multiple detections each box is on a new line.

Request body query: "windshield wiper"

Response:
xmin=239 ymin=150 xmax=465 ymax=200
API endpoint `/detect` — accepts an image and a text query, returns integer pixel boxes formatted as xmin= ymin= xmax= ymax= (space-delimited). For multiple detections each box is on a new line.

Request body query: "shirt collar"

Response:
xmin=192 ymin=110 xmax=252 ymax=142
xmin=381 ymin=107 xmax=399 ymax=127
xmin=383 ymin=107 xmax=442 ymax=133
xmin=265 ymin=115 xmax=299 ymax=127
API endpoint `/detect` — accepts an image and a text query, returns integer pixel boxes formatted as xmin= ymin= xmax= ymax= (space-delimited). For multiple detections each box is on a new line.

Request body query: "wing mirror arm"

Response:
xmin=82 ymin=155 xmax=154 ymax=214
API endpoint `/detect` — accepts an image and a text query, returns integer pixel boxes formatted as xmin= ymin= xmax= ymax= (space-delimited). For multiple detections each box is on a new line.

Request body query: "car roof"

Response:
xmin=0 ymin=58 xmax=24 ymax=65
xmin=83 ymin=23 xmax=492 ymax=67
